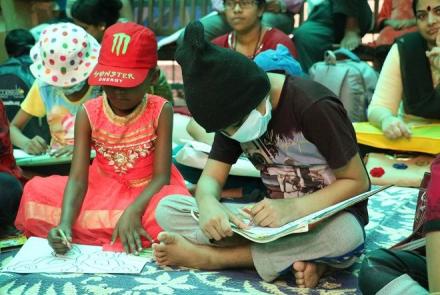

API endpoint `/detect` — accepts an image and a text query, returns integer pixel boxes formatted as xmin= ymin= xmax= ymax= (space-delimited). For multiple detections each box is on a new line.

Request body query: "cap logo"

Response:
xmin=111 ymin=33 xmax=131 ymax=56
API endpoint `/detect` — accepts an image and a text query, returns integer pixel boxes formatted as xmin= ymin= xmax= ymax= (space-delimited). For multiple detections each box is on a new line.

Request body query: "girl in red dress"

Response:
xmin=15 ymin=22 xmax=189 ymax=254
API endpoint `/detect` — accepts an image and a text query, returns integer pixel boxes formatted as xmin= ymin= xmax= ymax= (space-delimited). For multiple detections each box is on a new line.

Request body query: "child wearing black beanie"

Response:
xmin=153 ymin=21 xmax=370 ymax=289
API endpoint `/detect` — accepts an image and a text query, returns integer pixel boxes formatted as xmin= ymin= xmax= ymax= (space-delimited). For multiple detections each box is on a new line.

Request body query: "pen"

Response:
xmin=58 ymin=229 xmax=72 ymax=249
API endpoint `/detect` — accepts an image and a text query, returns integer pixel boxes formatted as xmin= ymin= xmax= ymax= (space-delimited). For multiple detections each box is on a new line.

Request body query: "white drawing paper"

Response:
xmin=1 ymin=237 xmax=149 ymax=274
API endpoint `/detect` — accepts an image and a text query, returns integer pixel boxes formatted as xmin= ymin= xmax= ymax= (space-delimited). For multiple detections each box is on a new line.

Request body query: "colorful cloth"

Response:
xmin=21 ymin=81 xmax=101 ymax=148
xmin=15 ymin=95 xmax=190 ymax=250
xmin=0 ymin=100 xmax=22 ymax=179
xmin=373 ymin=0 xmax=417 ymax=47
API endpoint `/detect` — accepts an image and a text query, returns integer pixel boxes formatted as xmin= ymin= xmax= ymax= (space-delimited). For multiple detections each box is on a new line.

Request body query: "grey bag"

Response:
xmin=309 ymin=48 xmax=378 ymax=122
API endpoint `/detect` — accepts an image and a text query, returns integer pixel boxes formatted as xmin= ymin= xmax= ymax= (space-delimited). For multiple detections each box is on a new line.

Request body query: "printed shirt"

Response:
xmin=209 ymin=76 xmax=368 ymax=225
xmin=21 ymin=81 xmax=101 ymax=148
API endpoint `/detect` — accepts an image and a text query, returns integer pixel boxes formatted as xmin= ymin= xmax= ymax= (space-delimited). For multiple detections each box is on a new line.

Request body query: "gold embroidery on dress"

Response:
xmin=95 ymin=140 xmax=155 ymax=174
xmin=103 ymin=93 xmax=148 ymax=126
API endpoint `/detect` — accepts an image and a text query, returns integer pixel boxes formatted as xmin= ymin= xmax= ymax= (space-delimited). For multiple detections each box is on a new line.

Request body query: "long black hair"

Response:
xmin=412 ymin=0 xmax=418 ymax=15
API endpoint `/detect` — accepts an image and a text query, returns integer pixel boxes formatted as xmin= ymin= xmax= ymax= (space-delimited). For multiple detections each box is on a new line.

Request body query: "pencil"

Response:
xmin=58 ymin=229 xmax=72 ymax=249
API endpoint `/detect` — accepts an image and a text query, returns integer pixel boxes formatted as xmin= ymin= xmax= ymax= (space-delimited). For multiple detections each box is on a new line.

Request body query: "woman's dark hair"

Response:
xmin=71 ymin=0 xmax=122 ymax=27
xmin=5 ymin=29 xmax=35 ymax=58
xmin=412 ymin=0 xmax=418 ymax=15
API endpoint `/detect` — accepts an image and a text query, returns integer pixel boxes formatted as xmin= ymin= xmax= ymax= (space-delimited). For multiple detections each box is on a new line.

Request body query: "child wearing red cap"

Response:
xmin=15 ymin=22 xmax=190 ymax=254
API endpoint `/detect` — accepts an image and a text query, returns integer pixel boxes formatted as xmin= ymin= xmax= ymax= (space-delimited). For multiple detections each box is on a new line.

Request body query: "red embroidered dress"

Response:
xmin=15 ymin=95 xmax=189 ymax=250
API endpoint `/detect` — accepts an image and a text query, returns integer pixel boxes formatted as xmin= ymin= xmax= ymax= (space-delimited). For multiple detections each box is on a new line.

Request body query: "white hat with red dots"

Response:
xmin=30 ymin=22 xmax=100 ymax=87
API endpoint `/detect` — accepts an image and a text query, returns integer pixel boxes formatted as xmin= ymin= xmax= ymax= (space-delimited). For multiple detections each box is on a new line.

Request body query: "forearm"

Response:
xmin=195 ymin=174 xmax=223 ymax=207
xmin=367 ymin=105 xmax=395 ymax=128
xmin=130 ymin=175 xmax=170 ymax=214
xmin=345 ymin=16 xmax=360 ymax=32
xmin=426 ymin=231 xmax=440 ymax=292
xmin=186 ymin=119 xmax=214 ymax=145
xmin=59 ymin=179 xmax=88 ymax=226
xmin=292 ymin=176 xmax=369 ymax=219
xmin=9 ymin=124 xmax=30 ymax=150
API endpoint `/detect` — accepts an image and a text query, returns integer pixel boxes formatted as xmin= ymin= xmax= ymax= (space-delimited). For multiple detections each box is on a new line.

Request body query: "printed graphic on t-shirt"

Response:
xmin=47 ymin=106 xmax=75 ymax=148
xmin=241 ymin=130 xmax=335 ymax=198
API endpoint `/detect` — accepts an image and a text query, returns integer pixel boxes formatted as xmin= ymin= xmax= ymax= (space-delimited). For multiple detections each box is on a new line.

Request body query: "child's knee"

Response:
xmin=155 ymin=194 xmax=193 ymax=230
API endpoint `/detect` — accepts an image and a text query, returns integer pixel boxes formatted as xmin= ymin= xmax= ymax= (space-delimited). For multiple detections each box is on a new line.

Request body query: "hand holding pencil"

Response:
xmin=47 ymin=225 xmax=72 ymax=255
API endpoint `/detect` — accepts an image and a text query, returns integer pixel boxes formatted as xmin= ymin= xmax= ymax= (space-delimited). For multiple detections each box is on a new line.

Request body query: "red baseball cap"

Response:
xmin=89 ymin=22 xmax=157 ymax=88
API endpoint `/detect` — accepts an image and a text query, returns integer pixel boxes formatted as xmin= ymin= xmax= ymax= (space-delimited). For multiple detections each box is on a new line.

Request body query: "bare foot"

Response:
xmin=292 ymin=261 xmax=327 ymax=288
xmin=152 ymin=232 xmax=215 ymax=269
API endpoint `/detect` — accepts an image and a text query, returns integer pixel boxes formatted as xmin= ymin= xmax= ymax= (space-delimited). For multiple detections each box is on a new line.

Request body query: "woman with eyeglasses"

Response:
xmin=212 ymin=0 xmax=297 ymax=59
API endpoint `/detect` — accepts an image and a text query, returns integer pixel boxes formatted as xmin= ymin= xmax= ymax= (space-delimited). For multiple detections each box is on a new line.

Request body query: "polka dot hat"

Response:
xmin=30 ymin=22 xmax=100 ymax=87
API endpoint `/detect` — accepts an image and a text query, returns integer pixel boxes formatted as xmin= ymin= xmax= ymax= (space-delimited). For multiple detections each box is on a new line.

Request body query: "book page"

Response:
xmin=1 ymin=237 xmax=149 ymax=274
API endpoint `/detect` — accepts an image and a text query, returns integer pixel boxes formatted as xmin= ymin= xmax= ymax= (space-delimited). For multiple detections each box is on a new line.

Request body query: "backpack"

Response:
xmin=0 ymin=56 xmax=51 ymax=143
xmin=309 ymin=48 xmax=378 ymax=122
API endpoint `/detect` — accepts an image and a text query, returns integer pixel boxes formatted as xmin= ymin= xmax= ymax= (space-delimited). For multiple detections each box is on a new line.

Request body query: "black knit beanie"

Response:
xmin=175 ymin=21 xmax=270 ymax=132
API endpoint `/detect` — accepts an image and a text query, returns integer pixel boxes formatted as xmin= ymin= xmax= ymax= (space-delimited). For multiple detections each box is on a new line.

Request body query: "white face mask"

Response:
xmin=228 ymin=95 xmax=272 ymax=143
xmin=58 ymin=80 xmax=87 ymax=96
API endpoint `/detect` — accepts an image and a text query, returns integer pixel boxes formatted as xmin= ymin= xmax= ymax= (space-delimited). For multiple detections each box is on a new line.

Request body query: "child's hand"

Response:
xmin=49 ymin=145 xmax=74 ymax=157
xmin=24 ymin=136 xmax=47 ymax=155
xmin=249 ymin=198 xmax=294 ymax=227
xmin=112 ymin=206 xmax=152 ymax=255
xmin=198 ymin=199 xmax=247 ymax=242
xmin=48 ymin=225 xmax=72 ymax=255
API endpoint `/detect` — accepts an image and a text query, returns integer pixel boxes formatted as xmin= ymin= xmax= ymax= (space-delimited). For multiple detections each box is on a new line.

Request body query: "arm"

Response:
xmin=11 ymin=82 xmax=48 ymax=154
xmin=112 ymin=102 xmax=174 ymax=254
xmin=47 ymin=106 xmax=91 ymax=254
xmin=196 ymin=158 xmax=248 ymax=240
xmin=186 ymin=118 xmax=215 ymax=145
xmin=340 ymin=16 xmax=362 ymax=50
xmin=367 ymin=44 xmax=411 ymax=139
xmin=251 ymin=154 xmax=369 ymax=227
xmin=10 ymin=109 xmax=47 ymax=154
xmin=426 ymin=231 xmax=440 ymax=292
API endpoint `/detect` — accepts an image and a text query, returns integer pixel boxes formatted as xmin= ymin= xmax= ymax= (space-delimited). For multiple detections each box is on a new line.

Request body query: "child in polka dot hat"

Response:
xmin=10 ymin=22 xmax=103 ymax=159
xmin=30 ymin=22 xmax=100 ymax=86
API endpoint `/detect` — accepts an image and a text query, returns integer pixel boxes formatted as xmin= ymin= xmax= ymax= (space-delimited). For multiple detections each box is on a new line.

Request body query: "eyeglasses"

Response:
xmin=224 ymin=0 xmax=256 ymax=9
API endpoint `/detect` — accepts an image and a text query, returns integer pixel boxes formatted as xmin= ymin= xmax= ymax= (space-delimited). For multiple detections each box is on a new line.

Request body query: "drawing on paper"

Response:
xmin=1 ymin=237 xmax=149 ymax=274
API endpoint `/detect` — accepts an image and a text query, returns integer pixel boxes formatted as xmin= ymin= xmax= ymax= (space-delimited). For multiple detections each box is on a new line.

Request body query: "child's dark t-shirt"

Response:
xmin=209 ymin=76 xmax=369 ymax=226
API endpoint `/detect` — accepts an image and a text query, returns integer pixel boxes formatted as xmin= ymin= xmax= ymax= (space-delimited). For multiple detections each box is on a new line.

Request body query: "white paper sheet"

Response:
xmin=1 ymin=237 xmax=149 ymax=274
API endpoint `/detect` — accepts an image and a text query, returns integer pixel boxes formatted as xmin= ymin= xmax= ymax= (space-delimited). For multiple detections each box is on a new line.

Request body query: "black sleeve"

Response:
xmin=301 ymin=98 xmax=359 ymax=170
xmin=208 ymin=132 xmax=243 ymax=165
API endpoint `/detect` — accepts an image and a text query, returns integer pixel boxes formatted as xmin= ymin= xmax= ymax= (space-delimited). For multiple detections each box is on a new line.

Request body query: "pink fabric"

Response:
xmin=15 ymin=95 xmax=190 ymax=251
xmin=373 ymin=0 xmax=417 ymax=46
xmin=426 ymin=155 xmax=440 ymax=223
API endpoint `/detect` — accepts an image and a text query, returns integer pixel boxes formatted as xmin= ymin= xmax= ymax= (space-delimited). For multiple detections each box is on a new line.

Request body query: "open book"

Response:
xmin=192 ymin=185 xmax=392 ymax=243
